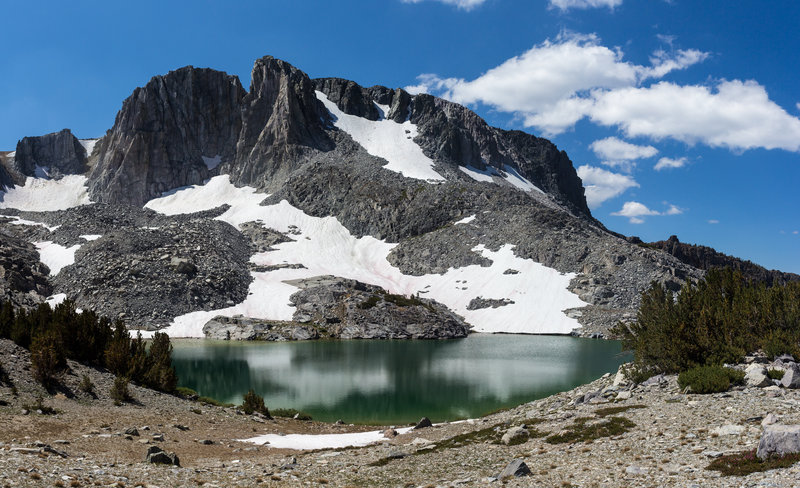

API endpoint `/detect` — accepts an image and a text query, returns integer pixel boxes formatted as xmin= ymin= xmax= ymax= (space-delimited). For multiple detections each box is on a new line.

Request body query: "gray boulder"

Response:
xmin=497 ymin=459 xmax=531 ymax=478
xmin=757 ymin=425 xmax=800 ymax=459
xmin=745 ymin=364 xmax=772 ymax=388
xmin=145 ymin=446 xmax=180 ymax=466
xmin=414 ymin=417 xmax=433 ymax=430
xmin=781 ymin=364 xmax=800 ymax=389
xmin=501 ymin=426 xmax=530 ymax=445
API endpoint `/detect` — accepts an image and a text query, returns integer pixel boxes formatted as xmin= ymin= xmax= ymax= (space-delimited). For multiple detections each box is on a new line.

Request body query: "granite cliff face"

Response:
xmin=88 ymin=67 xmax=246 ymax=205
xmin=10 ymin=129 xmax=87 ymax=180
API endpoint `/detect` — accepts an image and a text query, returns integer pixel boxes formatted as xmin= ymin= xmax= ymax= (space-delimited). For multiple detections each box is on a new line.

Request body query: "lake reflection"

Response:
xmin=172 ymin=334 xmax=628 ymax=424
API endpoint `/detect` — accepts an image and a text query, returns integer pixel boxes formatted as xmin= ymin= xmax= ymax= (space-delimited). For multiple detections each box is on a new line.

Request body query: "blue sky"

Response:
xmin=2 ymin=0 xmax=799 ymax=272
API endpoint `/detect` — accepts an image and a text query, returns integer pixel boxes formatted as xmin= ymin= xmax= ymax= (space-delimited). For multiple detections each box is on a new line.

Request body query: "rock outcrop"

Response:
xmin=12 ymin=129 xmax=87 ymax=178
xmin=0 ymin=226 xmax=53 ymax=308
xmin=88 ymin=67 xmax=246 ymax=205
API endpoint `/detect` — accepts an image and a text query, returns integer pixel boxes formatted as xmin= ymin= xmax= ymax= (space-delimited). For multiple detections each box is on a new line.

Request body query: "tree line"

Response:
xmin=0 ymin=300 xmax=176 ymax=393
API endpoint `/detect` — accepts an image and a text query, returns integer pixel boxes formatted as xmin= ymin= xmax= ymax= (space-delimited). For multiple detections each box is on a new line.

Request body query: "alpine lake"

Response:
xmin=171 ymin=334 xmax=629 ymax=425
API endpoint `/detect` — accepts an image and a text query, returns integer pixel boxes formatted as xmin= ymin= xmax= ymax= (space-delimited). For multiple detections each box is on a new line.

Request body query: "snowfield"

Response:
xmin=143 ymin=175 xmax=586 ymax=338
xmin=316 ymin=91 xmax=445 ymax=182
xmin=34 ymin=241 xmax=81 ymax=276
xmin=459 ymin=163 xmax=544 ymax=194
xmin=0 ymin=173 xmax=91 ymax=212
xmin=242 ymin=427 xmax=414 ymax=450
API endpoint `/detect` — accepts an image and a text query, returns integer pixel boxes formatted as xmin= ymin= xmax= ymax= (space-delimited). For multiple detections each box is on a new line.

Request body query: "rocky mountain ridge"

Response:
xmin=0 ymin=54 xmax=738 ymax=336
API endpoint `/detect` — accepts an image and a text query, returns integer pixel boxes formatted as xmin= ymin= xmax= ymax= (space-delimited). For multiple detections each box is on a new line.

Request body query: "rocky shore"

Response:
xmin=3 ymin=336 xmax=800 ymax=487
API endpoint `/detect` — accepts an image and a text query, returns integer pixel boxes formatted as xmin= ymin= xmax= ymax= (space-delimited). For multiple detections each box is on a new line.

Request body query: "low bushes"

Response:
xmin=241 ymin=389 xmax=271 ymax=418
xmin=677 ymin=365 xmax=744 ymax=394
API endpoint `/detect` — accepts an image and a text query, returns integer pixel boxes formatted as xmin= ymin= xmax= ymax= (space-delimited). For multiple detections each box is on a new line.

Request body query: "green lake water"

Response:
xmin=171 ymin=334 xmax=628 ymax=425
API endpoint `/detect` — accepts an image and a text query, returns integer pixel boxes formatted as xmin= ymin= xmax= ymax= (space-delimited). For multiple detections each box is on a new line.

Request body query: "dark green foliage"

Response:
xmin=144 ymin=332 xmax=177 ymax=393
xmin=175 ymin=386 xmax=198 ymax=398
xmin=79 ymin=374 xmax=94 ymax=394
xmin=383 ymin=293 xmax=425 ymax=307
xmin=241 ymin=389 xmax=271 ymax=417
xmin=677 ymin=365 xmax=744 ymax=394
xmin=594 ymin=405 xmax=647 ymax=417
xmin=613 ymin=268 xmax=800 ymax=377
xmin=197 ymin=396 xmax=232 ymax=407
xmin=110 ymin=376 xmax=131 ymax=405
xmin=104 ymin=321 xmax=132 ymax=377
xmin=357 ymin=295 xmax=380 ymax=309
xmin=707 ymin=449 xmax=800 ymax=476
xmin=272 ymin=408 xmax=313 ymax=420
xmin=30 ymin=331 xmax=66 ymax=387
xmin=767 ymin=369 xmax=785 ymax=381
xmin=545 ymin=416 xmax=636 ymax=444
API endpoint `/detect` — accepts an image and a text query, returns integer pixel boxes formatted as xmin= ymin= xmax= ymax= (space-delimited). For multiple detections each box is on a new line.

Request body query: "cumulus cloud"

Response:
xmin=401 ymin=0 xmax=486 ymax=10
xmin=408 ymin=33 xmax=707 ymax=136
xmin=654 ymin=156 xmax=688 ymax=170
xmin=549 ymin=0 xmax=623 ymax=10
xmin=410 ymin=33 xmax=800 ymax=152
xmin=576 ymin=165 xmax=638 ymax=208
xmin=612 ymin=201 xmax=683 ymax=223
xmin=591 ymin=137 xmax=658 ymax=161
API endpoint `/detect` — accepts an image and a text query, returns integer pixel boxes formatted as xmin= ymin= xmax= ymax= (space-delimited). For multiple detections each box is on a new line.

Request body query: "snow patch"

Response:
xmin=79 ymin=138 xmax=99 ymax=156
xmin=80 ymin=234 xmax=102 ymax=241
xmin=7 ymin=151 xmax=15 ymax=158
xmin=454 ymin=214 xmax=476 ymax=225
xmin=316 ymin=91 xmax=445 ymax=182
xmin=460 ymin=164 xmax=499 ymax=183
xmin=502 ymin=165 xmax=544 ymax=194
xmin=34 ymin=241 xmax=81 ymax=276
xmin=201 ymin=155 xmax=222 ymax=170
xmin=242 ymin=427 xmax=414 ymax=450
xmin=7 ymin=216 xmax=60 ymax=232
xmin=143 ymin=176 xmax=586 ymax=338
xmin=46 ymin=293 xmax=67 ymax=308
xmin=0 ymin=174 xmax=91 ymax=212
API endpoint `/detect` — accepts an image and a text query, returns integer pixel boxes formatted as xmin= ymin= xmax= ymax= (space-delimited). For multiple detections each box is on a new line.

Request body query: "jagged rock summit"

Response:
xmin=0 ymin=55 xmax=708 ymax=336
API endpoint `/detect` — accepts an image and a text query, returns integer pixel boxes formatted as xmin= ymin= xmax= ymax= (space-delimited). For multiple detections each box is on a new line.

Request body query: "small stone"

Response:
xmin=616 ymin=391 xmax=632 ymax=401
xmin=712 ymin=424 xmax=745 ymax=436
xmin=414 ymin=417 xmax=433 ymax=429
xmin=762 ymin=413 xmax=779 ymax=427
xmin=383 ymin=429 xmax=398 ymax=438
xmin=626 ymin=466 xmax=649 ymax=475
xmin=199 ymin=439 xmax=214 ymax=445
xmin=124 ymin=427 xmax=139 ymax=436
xmin=152 ymin=434 xmax=165 ymax=442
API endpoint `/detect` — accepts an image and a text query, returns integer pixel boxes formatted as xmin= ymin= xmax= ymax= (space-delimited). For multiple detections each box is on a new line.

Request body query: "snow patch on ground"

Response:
xmin=6 ymin=151 xmax=15 ymax=158
xmin=460 ymin=164 xmax=499 ymax=183
xmin=45 ymin=293 xmax=67 ymax=308
xmin=454 ymin=214 xmax=476 ymax=225
xmin=80 ymin=234 xmax=102 ymax=241
xmin=34 ymin=241 xmax=81 ymax=276
xmin=316 ymin=91 xmax=445 ymax=182
xmin=242 ymin=427 xmax=414 ymax=450
xmin=503 ymin=165 xmax=544 ymax=194
xmin=143 ymin=176 xmax=586 ymax=338
xmin=7 ymin=216 xmax=60 ymax=232
xmin=202 ymin=155 xmax=222 ymax=170
xmin=0 ymin=174 xmax=91 ymax=211
xmin=79 ymin=138 xmax=99 ymax=156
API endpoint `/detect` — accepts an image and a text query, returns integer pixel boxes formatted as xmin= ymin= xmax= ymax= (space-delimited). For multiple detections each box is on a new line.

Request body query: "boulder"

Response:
xmin=124 ymin=427 xmax=139 ymax=436
xmin=781 ymin=364 xmax=800 ymax=389
xmin=744 ymin=364 xmax=772 ymax=388
xmin=501 ymin=426 xmax=530 ymax=445
xmin=712 ymin=424 xmax=745 ymax=436
xmin=414 ymin=417 xmax=433 ymax=430
xmin=757 ymin=425 xmax=800 ymax=459
xmin=497 ymin=459 xmax=531 ymax=478
xmin=144 ymin=446 xmax=180 ymax=466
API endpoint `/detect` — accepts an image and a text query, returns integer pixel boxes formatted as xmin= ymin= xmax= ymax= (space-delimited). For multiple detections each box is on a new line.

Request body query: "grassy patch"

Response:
xmin=175 ymin=386 xmax=198 ymax=398
xmin=197 ymin=396 xmax=233 ymax=408
xmin=23 ymin=396 xmax=60 ymax=415
xmin=707 ymin=449 xmax=800 ymax=476
xmin=272 ymin=408 xmax=313 ymax=421
xmin=767 ymin=369 xmax=785 ymax=381
xmin=594 ymin=405 xmax=647 ymax=417
xmin=358 ymin=295 xmax=380 ymax=310
xmin=545 ymin=416 xmax=635 ymax=444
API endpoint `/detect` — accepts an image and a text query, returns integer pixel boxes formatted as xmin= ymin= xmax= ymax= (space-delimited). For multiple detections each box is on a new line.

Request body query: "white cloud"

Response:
xmin=410 ymin=34 xmax=800 ymax=153
xmin=611 ymin=201 xmax=683 ymax=223
xmin=590 ymin=80 xmax=800 ymax=151
xmin=612 ymin=201 xmax=660 ymax=224
xmin=708 ymin=219 xmax=720 ymax=224
xmin=576 ymin=165 xmax=638 ymax=208
xmin=599 ymin=160 xmax=636 ymax=173
xmin=401 ymin=0 xmax=486 ymax=10
xmin=654 ymin=156 xmax=688 ymax=170
xmin=590 ymin=137 xmax=658 ymax=161
xmin=549 ymin=0 xmax=623 ymax=10
xmin=408 ymin=33 xmax=707 ymax=136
